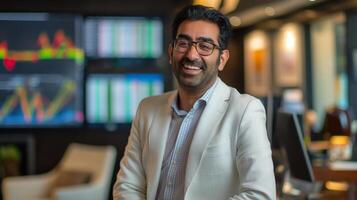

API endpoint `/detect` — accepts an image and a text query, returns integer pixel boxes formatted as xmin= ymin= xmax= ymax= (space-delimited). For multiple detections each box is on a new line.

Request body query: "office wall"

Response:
xmin=310 ymin=14 xmax=341 ymax=129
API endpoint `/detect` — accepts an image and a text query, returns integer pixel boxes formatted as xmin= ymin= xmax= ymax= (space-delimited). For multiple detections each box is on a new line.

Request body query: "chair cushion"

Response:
xmin=49 ymin=170 xmax=91 ymax=197
xmin=53 ymin=170 xmax=91 ymax=188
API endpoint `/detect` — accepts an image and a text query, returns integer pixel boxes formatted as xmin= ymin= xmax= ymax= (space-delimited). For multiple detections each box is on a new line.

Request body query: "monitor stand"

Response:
xmin=281 ymin=171 xmax=322 ymax=200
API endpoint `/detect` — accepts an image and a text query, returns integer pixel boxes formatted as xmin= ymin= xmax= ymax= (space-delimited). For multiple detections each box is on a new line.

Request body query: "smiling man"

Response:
xmin=113 ymin=5 xmax=276 ymax=200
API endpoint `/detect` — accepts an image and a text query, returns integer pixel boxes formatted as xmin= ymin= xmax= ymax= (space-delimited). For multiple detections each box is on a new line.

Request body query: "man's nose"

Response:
xmin=185 ymin=43 xmax=200 ymax=60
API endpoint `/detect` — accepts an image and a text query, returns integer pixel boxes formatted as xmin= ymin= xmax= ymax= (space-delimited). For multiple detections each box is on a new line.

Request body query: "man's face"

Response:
xmin=169 ymin=20 xmax=229 ymax=92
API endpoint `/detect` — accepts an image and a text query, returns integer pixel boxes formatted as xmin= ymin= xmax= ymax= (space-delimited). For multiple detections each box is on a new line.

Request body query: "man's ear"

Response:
xmin=218 ymin=49 xmax=229 ymax=71
xmin=168 ymin=43 xmax=173 ymax=64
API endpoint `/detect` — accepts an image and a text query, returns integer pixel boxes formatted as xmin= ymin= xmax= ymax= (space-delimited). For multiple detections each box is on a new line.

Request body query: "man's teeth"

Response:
xmin=184 ymin=65 xmax=201 ymax=70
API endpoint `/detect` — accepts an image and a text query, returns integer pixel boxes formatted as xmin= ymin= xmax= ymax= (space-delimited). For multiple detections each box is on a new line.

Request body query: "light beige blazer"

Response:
xmin=113 ymin=78 xmax=276 ymax=200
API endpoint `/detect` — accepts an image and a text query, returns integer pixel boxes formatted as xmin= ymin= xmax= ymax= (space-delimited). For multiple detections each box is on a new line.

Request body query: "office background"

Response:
xmin=1 ymin=0 xmax=357 ymax=199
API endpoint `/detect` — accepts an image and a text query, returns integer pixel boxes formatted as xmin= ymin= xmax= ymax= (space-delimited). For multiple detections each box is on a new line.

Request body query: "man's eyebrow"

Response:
xmin=176 ymin=34 xmax=216 ymax=44
xmin=176 ymin=34 xmax=192 ymax=40
xmin=196 ymin=37 xmax=215 ymax=44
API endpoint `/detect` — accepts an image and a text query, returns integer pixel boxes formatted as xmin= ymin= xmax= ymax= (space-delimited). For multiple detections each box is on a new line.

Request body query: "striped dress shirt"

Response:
xmin=155 ymin=80 xmax=218 ymax=200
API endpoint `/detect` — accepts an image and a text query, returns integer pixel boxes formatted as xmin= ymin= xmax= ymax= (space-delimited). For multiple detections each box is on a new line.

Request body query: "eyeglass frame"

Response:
xmin=173 ymin=37 xmax=222 ymax=56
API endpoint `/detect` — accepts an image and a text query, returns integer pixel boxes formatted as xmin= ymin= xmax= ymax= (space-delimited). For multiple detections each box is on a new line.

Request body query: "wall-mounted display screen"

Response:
xmin=86 ymin=73 xmax=164 ymax=124
xmin=0 ymin=13 xmax=84 ymax=127
xmin=84 ymin=17 xmax=163 ymax=58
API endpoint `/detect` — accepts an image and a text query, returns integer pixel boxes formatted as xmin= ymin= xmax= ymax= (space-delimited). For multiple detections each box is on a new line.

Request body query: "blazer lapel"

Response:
xmin=184 ymin=79 xmax=231 ymax=192
xmin=146 ymin=91 xmax=176 ymax=200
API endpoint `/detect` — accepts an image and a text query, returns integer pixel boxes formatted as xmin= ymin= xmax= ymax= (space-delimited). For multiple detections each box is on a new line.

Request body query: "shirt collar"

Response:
xmin=171 ymin=78 xmax=219 ymax=115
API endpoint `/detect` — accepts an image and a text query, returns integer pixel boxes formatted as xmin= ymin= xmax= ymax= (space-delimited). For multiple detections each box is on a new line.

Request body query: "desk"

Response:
xmin=313 ymin=164 xmax=357 ymax=200
xmin=313 ymin=165 xmax=357 ymax=182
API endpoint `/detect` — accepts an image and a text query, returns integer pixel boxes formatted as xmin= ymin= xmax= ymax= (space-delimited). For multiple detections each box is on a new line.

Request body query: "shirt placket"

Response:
xmin=163 ymin=109 xmax=195 ymax=200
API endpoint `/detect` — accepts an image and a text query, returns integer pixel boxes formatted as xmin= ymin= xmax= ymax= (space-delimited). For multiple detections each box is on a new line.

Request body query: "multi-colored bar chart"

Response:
xmin=85 ymin=17 xmax=163 ymax=58
xmin=86 ymin=73 xmax=164 ymax=123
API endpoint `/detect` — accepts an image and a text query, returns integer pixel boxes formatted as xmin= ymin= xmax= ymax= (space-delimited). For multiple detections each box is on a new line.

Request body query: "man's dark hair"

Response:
xmin=172 ymin=5 xmax=232 ymax=50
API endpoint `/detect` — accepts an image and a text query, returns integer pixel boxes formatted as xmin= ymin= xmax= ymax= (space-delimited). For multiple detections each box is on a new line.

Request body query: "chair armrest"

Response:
xmin=2 ymin=173 xmax=56 ymax=200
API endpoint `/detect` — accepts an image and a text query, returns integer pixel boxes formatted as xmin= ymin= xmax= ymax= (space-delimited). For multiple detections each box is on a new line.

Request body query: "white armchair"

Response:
xmin=2 ymin=143 xmax=117 ymax=200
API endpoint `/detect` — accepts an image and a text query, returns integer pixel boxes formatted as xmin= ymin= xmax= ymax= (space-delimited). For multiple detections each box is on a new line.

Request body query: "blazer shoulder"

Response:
xmin=230 ymin=88 xmax=258 ymax=104
xmin=229 ymin=88 xmax=265 ymax=112
xmin=140 ymin=90 xmax=176 ymax=110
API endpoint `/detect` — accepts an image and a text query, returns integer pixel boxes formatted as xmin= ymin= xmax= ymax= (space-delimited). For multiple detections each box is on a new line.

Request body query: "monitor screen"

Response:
xmin=86 ymin=73 xmax=164 ymax=124
xmin=276 ymin=110 xmax=314 ymax=182
xmin=281 ymin=88 xmax=304 ymax=113
xmin=0 ymin=13 xmax=84 ymax=127
xmin=84 ymin=17 xmax=163 ymax=58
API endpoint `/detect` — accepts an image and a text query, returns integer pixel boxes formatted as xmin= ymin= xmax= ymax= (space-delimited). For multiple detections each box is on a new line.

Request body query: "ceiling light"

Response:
xmin=265 ymin=7 xmax=276 ymax=16
xmin=229 ymin=16 xmax=241 ymax=27
xmin=220 ymin=0 xmax=240 ymax=14
xmin=193 ymin=0 xmax=222 ymax=9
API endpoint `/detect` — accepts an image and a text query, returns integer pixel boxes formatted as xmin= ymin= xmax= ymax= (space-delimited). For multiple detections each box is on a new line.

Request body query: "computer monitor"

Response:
xmin=84 ymin=17 xmax=163 ymax=58
xmin=0 ymin=13 xmax=84 ymax=127
xmin=276 ymin=110 xmax=314 ymax=182
xmin=86 ymin=73 xmax=164 ymax=124
xmin=281 ymin=88 xmax=305 ymax=114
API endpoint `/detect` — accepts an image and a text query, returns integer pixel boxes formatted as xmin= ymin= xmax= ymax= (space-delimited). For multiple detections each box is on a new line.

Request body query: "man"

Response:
xmin=113 ymin=5 xmax=276 ymax=200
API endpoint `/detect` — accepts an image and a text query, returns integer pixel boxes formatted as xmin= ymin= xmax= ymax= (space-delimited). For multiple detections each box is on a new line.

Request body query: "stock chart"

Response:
xmin=0 ymin=13 xmax=83 ymax=127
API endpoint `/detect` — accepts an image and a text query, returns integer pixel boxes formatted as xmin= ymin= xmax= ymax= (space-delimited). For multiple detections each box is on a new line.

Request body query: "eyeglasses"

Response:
xmin=173 ymin=38 xmax=221 ymax=56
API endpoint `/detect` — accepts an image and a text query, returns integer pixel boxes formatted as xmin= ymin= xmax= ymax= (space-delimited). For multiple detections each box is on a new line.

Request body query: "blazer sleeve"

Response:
xmin=113 ymin=102 xmax=147 ymax=200
xmin=230 ymin=99 xmax=276 ymax=200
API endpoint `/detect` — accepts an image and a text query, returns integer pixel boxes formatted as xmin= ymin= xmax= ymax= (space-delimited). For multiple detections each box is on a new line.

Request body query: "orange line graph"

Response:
xmin=0 ymin=80 xmax=76 ymax=122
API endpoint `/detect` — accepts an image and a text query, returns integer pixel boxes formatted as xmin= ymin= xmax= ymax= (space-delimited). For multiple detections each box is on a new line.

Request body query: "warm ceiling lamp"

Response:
xmin=193 ymin=0 xmax=222 ymax=9
xmin=193 ymin=0 xmax=240 ymax=14
xmin=220 ymin=0 xmax=240 ymax=14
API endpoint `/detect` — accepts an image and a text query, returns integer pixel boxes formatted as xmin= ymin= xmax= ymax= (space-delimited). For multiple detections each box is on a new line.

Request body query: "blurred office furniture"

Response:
xmin=321 ymin=106 xmax=353 ymax=139
xmin=274 ymin=111 xmax=356 ymax=199
xmin=351 ymin=122 xmax=357 ymax=160
xmin=313 ymin=162 xmax=357 ymax=200
xmin=259 ymin=94 xmax=282 ymax=148
xmin=2 ymin=143 xmax=117 ymax=200
xmin=275 ymin=110 xmax=320 ymax=199
xmin=304 ymin=110 xmax=319 ymax=142
xmin=314 ymin=162 xmax=357 ymax=182
xmin=279 ymin=88 xmax=306 ymax=141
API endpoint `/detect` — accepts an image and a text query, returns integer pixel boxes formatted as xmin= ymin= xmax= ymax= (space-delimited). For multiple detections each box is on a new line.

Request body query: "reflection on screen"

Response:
xmin=86 ymin=73 xmax=164 ymax=123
